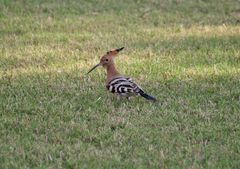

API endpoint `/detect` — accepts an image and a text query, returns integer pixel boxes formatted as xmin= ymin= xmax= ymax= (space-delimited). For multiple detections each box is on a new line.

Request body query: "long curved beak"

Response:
xmin=87 ymin=63 xmax=101 ymax=74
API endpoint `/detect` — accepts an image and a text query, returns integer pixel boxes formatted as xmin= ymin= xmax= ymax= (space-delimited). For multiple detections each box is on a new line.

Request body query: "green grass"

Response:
xmin=1 ymin=0 xmax=240 ymax=168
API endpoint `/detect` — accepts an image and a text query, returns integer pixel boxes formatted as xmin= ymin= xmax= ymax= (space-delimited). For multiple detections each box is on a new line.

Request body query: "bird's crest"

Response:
xmin=87 ymin=47 xmax=124 ymax=74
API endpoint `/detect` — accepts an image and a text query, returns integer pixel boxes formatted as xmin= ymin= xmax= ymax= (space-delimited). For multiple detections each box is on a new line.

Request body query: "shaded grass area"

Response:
xmin=1 ymin=0 xmax=240 ymax=168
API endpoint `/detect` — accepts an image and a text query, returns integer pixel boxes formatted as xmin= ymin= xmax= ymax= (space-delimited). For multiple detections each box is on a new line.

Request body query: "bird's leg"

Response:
xmin=126 ymin=95 xmax=134 ymax=101
xmin=117 ymin=95 xmax=122 ymax=101
xmin=107 ymin=93 xmax=116 ymax=102
xmin=117 ymin=95 xmax=128 ymax=101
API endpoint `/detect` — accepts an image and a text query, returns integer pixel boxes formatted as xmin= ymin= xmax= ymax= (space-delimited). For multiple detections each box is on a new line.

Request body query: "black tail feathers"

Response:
xmin=139 ymin=91 xmax=157 ymax=102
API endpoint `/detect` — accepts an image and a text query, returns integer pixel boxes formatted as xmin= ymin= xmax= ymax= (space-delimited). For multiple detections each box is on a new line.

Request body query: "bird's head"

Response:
xmin=87 ymin=47 xmax=124 ymax=74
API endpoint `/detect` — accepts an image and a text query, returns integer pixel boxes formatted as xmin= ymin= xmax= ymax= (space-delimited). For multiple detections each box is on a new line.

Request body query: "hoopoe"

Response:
xmin=87 ymin=47 xmax=157 ymax=101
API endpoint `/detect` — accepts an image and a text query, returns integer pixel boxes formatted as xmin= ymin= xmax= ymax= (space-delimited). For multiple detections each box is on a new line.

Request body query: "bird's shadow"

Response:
xmin=105 ymin=94 xmax=162 ymax=110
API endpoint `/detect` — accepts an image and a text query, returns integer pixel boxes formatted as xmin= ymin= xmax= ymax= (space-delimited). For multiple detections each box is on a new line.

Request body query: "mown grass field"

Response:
xmin=1 ymin=0 xmax=240 ymax=168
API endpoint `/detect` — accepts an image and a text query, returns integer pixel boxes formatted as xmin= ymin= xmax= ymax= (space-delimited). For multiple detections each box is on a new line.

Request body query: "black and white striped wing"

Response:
xmin=106 ymin=77 xmax=143 ymax=96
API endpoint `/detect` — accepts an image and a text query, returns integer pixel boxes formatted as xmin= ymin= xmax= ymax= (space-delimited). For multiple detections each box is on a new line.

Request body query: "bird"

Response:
xmin=87 ymin=47 xmax=157 ymax=101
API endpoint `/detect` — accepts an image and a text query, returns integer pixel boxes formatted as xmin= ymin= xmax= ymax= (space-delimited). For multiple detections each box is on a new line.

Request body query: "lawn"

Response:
xmin=0 ymin=0 xmax=240 ymax=168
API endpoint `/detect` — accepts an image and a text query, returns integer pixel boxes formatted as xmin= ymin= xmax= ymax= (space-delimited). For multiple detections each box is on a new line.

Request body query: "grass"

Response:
xmin=0 ymin=0 xmax=240 ymax=168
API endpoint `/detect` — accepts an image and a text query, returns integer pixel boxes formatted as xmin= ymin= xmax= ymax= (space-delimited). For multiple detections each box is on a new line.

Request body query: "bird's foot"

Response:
xmin=126 ymin=96 xmax=133 ymax=101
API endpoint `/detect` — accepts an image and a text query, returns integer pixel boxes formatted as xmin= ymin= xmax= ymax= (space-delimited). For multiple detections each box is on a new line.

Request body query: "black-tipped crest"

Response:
xmin=116 ymin=47 xmax=124 ymax=52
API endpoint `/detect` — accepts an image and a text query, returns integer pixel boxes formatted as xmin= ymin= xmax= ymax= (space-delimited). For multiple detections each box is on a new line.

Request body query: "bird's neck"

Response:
xmin=106 ymin=63 xmax=121 ymax=83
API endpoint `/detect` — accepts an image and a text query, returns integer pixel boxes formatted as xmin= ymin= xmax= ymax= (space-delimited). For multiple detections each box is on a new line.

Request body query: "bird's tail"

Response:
xmin=139 ymin=91 xmax=157 ymax=102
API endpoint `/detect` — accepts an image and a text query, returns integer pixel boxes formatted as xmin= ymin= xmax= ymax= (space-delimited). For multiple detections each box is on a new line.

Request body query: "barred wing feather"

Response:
xmin=106 ymin=77 xmax=143 ymax=96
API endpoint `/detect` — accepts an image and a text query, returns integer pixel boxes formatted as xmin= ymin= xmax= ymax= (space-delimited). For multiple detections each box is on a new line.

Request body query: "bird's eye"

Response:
xmin=107 ymin=52 xmax=110 ymax=54
xmin=105 ymin=59 xmax=109 ymax=61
